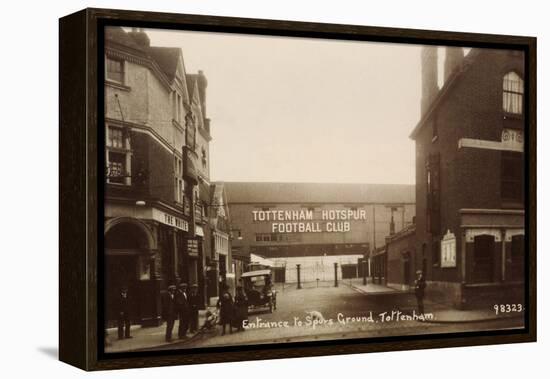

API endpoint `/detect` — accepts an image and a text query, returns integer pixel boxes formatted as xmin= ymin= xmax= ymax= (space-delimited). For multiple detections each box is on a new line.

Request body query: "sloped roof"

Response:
xmin=148 ymin=46 xmax=181 ymax=81
xmin=105 ymin=27 xmax=181 ymax=83
xmin=105 ymin=26 xmax=145 ymax=52
xmin=224 ymin=182 xmax=415 ymax=204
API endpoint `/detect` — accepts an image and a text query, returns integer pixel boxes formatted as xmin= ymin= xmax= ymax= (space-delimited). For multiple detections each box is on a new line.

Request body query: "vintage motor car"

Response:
xmin=240 ymin=269 xmax=277 ymax=313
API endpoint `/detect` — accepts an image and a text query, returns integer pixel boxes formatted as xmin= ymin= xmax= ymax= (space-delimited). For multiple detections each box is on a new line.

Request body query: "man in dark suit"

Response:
xmin=117 ymin=286 xmax=132 ymax=340
xmin=163 ymin=285 xmax=178 ymax=342
xmin=414 ymin=270 xmax=427 ymax=314
xmin=176 ymin=283 xmax=190 ymax=339
xmin=188 ymin=284 xmax=201 ymax=333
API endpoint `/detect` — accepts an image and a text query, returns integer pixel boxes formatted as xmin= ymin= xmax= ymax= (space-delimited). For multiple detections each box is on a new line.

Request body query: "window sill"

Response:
xmin=503 ymin=113 xmax=523 ymax=121
xmin=106 ymin=80 xmax=131 ymax=92
xmin=106 ymin=181 xmax=131 ymax=187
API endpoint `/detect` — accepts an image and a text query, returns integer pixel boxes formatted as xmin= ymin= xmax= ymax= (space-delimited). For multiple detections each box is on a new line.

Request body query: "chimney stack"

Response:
xmin=197 ymin=70 xmax=208 ymax=119
xmin=420 ymin=46 xmax=438 ymax=117
xmin=128 ymin=27 xmax=150 ymax=48
xmin=443 ymin=47 xmax=464 ymax=84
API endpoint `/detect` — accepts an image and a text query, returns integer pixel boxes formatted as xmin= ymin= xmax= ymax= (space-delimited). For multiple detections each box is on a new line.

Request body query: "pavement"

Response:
xmin=346 ymin=277 xmax=525 ymax=324
xmin=105 ymin=309 xmax=214 ymax=353
xmin=105 ymin=280 xmax=524 ymax=352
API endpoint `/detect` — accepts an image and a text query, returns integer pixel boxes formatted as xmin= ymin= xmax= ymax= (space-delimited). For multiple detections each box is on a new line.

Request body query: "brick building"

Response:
xmin=103 ymin=27 xmax=226 ymax=326
xmin=385 ymin=223 xmax=417 ymax=290
xmin=410 ymin=46 xmax=525 ymax=308
xmin=225 ymin=182 xmax=415 ymax=284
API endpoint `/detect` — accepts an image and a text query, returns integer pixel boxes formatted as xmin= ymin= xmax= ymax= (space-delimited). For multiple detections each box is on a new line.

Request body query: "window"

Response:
xmin=501 ymin=151 xmax=524 ymax=203
xmin=107 ymin=127 xmax=124 ymax=148
xmin=503 ymin=72 xmax=524 ymax=114
xmin=255 ymin=233 xmax=283 ymax=242
xmin=106 ymin=57 xmax=124 ymax=83
xmin=106 ymin=125 xmax=130 ymax=185
xmin=173 ymin=155 xmax=185 ymax=204
xmin=201 ymin=147 xmax=207 ymax=167
xmin=426 ymin=153 xmax=441 ymax=235
xmin=185 ymin=112 xmax=197 ymax=150
xmin=432 ymin=113 xmax=439 ymax=141
xmin=107 ymin=152 xmax=126 ymax=184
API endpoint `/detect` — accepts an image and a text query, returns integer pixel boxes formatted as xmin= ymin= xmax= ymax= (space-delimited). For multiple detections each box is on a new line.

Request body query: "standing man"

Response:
xmin=188 ymin=284 xmax=201 ymax=333
xmin=163 ymin=285 xmax=178 ymax=342
xmin=176 ymin=282 xmax=190 ymax=339
xmin=217 ymin=283 xmax=234 ymax=336
xmin=117 ymin=286 xmax=132 ymax=340
xmin=414 ymin=270 xmax=426 ymax=314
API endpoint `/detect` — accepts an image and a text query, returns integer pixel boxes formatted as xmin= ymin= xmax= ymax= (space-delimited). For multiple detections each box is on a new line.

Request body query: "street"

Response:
xmin=147 ymin=281 xmax=524 ymax=351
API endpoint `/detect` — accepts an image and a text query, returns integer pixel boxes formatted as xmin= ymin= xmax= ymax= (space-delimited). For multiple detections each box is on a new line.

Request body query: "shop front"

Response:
xmin=104 ymin=204 xmax=192 ymax=326
xmin=459 ymin=209 xmax=525 ymax=308
xmin=104 ymin=216 xmax=162 ymax=327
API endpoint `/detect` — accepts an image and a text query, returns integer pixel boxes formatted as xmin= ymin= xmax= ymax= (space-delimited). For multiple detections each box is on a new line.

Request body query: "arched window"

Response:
xmin=503 ymin=71 xmax=524 ymax=114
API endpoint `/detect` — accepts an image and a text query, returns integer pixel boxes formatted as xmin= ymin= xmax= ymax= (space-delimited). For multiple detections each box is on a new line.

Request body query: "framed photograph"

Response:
xmin=59 ymin=8 xmax=536 ymax=371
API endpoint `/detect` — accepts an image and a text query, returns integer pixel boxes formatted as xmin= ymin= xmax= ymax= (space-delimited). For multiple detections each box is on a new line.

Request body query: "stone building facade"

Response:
xmin=103 ymin=27 xmax=224 ymax=326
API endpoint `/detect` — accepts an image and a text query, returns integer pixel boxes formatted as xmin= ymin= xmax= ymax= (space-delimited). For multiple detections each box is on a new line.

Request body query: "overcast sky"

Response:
xmin=146 ymin=29 xmax=429 ymax=185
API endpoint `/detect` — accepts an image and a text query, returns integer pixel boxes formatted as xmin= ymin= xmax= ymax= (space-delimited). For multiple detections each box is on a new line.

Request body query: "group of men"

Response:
xmin=163 ymin=283 xmax=201 ymax=342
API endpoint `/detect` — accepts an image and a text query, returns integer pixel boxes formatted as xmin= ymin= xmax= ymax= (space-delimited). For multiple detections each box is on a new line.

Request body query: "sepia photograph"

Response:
xmin=101 ymin=25 xmax=527 ymax=354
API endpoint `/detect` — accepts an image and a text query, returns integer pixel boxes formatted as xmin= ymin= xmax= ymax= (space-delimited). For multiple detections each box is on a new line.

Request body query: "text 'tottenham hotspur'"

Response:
xmin=252 ymin=209 xmax=367 ymax=233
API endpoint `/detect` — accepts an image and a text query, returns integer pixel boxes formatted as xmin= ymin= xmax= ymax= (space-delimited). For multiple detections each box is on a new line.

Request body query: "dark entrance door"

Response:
xmin=507 ymin=235 xmax=524 ymax=282
xmin=105 ymin=254 xmax=139 ymax=327
xmin=473 ymin=235 xmax=495 ymax=283
xmin=273 ymin=267 xmax=286 ymax=283
xmin=105 ymin=220 xmax=155 ymax=326
xmin=403 ymin=258 xmax=411 ymax=286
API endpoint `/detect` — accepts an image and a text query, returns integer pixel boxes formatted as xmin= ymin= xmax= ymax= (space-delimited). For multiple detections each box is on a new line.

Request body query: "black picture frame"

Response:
xmin=59 ymin=7 xmax=536 ymax=371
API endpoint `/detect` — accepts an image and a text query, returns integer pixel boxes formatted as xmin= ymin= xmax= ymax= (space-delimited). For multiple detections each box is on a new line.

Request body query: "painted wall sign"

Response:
xmin=501 ymin=128 xmax=524 ymax=151
xmin=252 ymin=208 xmax=367 ymax=234
xmin=152 ymin=208 xmax=189 ymax=231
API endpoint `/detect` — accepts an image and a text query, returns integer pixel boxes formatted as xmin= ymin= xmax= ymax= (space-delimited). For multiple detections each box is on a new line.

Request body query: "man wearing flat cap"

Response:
xmin=414 ymin=270 xmax=426 ymax=314
xmin=116 ymin=286 xmax=132 ymax=340
xmin=176 ymin=283 xmax=190 ymax=339
xmin=163 ymin=285 xmax=178 ymax=342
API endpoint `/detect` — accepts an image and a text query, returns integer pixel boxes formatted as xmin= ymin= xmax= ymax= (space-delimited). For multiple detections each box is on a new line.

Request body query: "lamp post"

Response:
xmin=362 ymin=256 xmax=367 ymax=285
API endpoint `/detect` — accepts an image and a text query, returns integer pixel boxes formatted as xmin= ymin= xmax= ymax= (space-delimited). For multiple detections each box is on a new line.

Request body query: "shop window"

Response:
xmin=501 ymin=151 xmax=524 ymax=204
xmin=503 ymin=71 xmax=524 ymax=115
xmin=106 ymin=57 xmax=124 ymax=84
xmin=472 ymin=235 xmax=495 ymax=283
xmin=138 ymin=256 xmax=151 ymax=280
